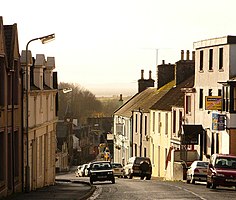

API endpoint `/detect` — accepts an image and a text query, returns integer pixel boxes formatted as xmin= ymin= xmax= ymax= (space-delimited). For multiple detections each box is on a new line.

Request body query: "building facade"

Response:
xmin=21 ymin=52 xmax=58 ymax=191
xmin=0 ymin=17 xmax=23 ymax=198
xmin=184 ymin=36 xmax=236 ymax=160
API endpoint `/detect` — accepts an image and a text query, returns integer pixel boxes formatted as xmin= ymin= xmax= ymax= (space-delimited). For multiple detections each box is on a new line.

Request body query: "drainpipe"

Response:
xmin=21 ymin=68 xmax=24 ymax=192
xmin=10 ymin=68 xmax=15 ymax=193
xmin=139 ymin=108 xmax=143 ymax=157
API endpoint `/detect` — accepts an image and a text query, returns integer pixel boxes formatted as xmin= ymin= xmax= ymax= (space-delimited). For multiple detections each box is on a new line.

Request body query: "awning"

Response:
xmin=182 ymin=125 xmax=203 ymax=145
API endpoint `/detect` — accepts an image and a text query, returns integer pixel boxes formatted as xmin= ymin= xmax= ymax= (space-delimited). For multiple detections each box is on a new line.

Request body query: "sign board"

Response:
xmin=205 ymin=96 xmax=222 ymax=110
xmin=182 ymin=125 xmax=203 ymax=145
xmin=212 ymin=113 xmax=226 ymax=131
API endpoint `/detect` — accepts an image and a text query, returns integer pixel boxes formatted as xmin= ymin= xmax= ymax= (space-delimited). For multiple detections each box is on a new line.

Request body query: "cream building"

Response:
xmin=21 ymin=51 xmax=58 ymax=191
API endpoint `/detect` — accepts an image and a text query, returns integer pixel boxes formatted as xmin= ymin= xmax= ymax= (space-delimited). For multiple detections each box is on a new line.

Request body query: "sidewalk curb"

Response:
xmin=55 ymin=178 xmax=96 ymax=200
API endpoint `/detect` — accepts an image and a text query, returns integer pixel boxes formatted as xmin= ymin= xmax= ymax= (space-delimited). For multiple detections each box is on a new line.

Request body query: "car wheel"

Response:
xmin=128 ymin=171 xmax=133 ymax=179
xmin=206 ymin=180 xmax=211 ymax=188
xmin=190 ymin=175 xmax=195 ymax=184
xmin=146 ymin=175 xmax=151 ymax=180
xmin=140 ymin=175 xmax=145 ymax=180
xmin=211 ymin=183 xmax=217 ymax=189
xmin=90 ymin=179 xmax=93 ymax=185
xmin=112 ymin=178 xmax=115 ymax=184
xmin=186 ymin=179 xmax=190 ymax=184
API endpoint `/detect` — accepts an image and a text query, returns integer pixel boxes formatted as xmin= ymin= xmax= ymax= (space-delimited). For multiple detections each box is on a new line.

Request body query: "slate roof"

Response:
xmin=114 ymin=80 xmax=176 ymax=117
xmin=150 ymin=75 xmax=194 ymax=111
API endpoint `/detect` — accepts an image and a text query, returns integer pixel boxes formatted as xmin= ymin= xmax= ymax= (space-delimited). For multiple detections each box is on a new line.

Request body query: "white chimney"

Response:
xmin=45 ymin=57 xmax=55 ymax=88
xmin=34 ymin=54 xmax=46 ymax=89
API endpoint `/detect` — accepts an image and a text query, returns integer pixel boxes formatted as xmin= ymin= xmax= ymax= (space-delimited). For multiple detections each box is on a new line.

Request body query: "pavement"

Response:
xmin=2 ymin=169 xmax=96 ymax=200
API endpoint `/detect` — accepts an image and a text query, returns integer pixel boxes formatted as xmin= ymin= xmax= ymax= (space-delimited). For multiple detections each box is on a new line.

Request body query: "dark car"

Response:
xmin=89 ymin=161 xmax=115 ymax=184
xmin=123 ymin=157 xmax=152 ymax=180
xmin=206 ymin=154 xmax=236 ymax=189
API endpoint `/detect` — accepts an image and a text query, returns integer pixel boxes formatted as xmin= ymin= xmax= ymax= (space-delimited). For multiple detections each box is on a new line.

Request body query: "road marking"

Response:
xmin=87 ymin=186 xmax=102 ymax=200
xmin=171 ymin=185 xmax=207 ymax=200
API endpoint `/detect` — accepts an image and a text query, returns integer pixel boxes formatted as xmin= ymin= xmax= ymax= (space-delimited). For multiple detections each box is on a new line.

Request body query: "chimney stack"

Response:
xmin=138 ymin=69 xmax=155 ymax=93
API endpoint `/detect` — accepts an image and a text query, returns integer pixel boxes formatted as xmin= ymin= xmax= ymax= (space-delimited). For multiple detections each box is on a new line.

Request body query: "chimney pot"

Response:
xmin=192 ymin=51 xmax=195 ymax=60
xmin=149 ymin=70 xmax=152 ymax=79
xmin=162 ymin=60 xmax=165 ymax=64
xmin=181 ymin=50 xmax=184 ymax=60
xmin=141 ymin=69 xmax=144 ymax=79
xmin=186 ymin=50 xmax=190 ymax=60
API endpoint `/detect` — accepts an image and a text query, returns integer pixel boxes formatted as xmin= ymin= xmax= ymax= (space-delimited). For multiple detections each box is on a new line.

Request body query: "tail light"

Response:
xmin=194 ymin=168 xmax=199 ymax=173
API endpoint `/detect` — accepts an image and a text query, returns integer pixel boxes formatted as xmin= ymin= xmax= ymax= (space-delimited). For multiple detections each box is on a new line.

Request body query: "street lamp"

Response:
xmin=25 ymin=33 xmax=55 ymax=192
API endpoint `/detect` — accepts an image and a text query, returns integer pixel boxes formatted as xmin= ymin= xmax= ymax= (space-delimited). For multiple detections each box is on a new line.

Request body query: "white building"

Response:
xmin=184 ymin=36 xmax=236 ymax=158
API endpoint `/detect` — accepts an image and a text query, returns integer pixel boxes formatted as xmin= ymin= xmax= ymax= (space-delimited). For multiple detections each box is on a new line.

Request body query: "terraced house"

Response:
xmin=0 ymin=17 xmax=23 ymax=197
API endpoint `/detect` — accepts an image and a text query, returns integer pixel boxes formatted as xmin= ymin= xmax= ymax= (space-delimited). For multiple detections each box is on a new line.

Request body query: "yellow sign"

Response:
xmin=205 ymin=96 xmax=222 ymax=110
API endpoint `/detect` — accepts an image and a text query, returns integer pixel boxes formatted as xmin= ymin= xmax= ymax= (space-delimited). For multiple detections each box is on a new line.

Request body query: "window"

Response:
xmin=186 ymin=96 xmax=191 ymax=114
xmin=144 ymin=148 xmax=147 ymax=157
xmin=200 ymin=50 xmax=204 ymax=71
xmin=173 ymin=110 xmax=176 ymax=135
xmin=0 ymin=132 xmax=4 ymax=181
xmin=209 ymin=49 xmax=213 ymax=70
xmin=144 ymin=116 xmax=147 ymax=136
xmin=222 ymin=86 xmax=230 ymax=112
xmin=152 ymin=144 xmax=154 ymax=165
xmin=158 ymin=113 xmax=161 ymax=133
xmin=199 ymin=89 xmax=203 ymax=109
xmin=135 ymin=114 xmax=138 ymax=133
xmin=218 ymin=89 xmax=222 ymax=96
xmin=165 ymin=113 xmax=168 ymax=135
xmin=219 ymin=48 xmax=223 ymax=70
xmin=209 ymin=89 xmax=213 ymax=96
xmin=234 ymin=87 xmax=236 ymax=112
xmin=179 ymin=111 xmax=183 ymax=132
xmin=0 ymin=57 xmax=5 ymax=106
xmin=134 ymin=144 xmax=137 ymax=157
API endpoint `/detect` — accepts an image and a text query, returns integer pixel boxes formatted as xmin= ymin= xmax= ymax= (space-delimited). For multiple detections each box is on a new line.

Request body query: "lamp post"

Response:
xmin=25 ymin=33 xmax=55 ymax=192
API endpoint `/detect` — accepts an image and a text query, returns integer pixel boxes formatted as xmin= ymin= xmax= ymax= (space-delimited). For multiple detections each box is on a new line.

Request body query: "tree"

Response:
xmin=58 ymin=82 xmax=102 ymax=124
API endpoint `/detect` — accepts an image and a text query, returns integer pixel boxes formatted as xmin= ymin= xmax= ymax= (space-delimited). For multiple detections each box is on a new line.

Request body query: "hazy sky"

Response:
xmin=2 ymin=0 xmax=236 ymax=96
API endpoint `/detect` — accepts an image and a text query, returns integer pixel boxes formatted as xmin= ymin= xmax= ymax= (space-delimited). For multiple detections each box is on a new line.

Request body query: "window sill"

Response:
xmin=219 ymin=68 xmax=224 ymax=72
xmin=208 ymin=69 xmax=213 ymax=72
xmin=199 ymin=70 xmax=204 ymax=73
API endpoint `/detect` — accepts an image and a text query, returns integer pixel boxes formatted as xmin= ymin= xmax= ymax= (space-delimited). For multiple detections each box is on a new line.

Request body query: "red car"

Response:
xmin=206 ymin=154 xmax=236 ymax=189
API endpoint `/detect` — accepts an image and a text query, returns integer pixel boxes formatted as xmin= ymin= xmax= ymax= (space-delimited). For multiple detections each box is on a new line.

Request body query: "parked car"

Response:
xmin=80 ymin=164 xmax=88 ymax=177
xmin=186 ymin=160 xmax=209 ymax=184
xmin=206 ymin=154 xmax=236 ymax=189
xmin=123 ymin=157 xmax=152 ymax=180
xmin=75 ymin=165 xmax=83 ymax=177
xmin=111 ymin=163 xmax=124 ymax=178
xmin=89 ymin=161 xmax=115 ymax=184
xmin=85 ymin=162 xmax=92 ymax=177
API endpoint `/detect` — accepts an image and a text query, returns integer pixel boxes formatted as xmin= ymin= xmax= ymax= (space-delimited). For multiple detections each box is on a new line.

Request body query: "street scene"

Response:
xmin=2 ymin=1 xmax=236 ymax=200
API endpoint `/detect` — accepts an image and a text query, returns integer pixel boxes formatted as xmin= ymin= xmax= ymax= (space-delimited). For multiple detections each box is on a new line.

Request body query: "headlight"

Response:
xmin=108 ymin=171 xmax=113 ymax=174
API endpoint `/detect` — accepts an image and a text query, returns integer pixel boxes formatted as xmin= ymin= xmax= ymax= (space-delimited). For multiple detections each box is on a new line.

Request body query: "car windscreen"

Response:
xmin=91 ymin=163 xmax=112 ymax=170
xmin=215 ymin=157 xmax=236 ymax=169
xmin=196 ymin=162 xmax=208 ymax=168
xmin=112 ymin=163 xmax=122 ymax=168
xmin=134 ymin=158 xmax=150 ymax=164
